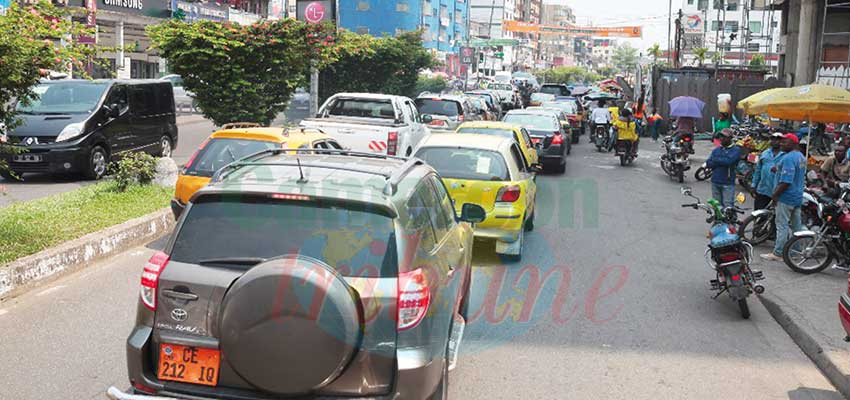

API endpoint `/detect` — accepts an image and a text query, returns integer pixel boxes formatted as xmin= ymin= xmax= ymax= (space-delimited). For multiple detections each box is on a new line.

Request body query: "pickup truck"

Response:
xmin=299 ymin=93 xmax=431 ymax=156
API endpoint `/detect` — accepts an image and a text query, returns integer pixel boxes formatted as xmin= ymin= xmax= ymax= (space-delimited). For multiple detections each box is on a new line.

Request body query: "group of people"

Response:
xmin=589 ymin=100 xmax=641 ymax=154
xmin=704 ymin=128 xmax=843 ymax=264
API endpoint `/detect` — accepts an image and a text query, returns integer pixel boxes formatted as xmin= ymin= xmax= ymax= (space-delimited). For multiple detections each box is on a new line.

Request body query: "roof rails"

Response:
xmin=221 ymin=122 xmax=262 ymax=130
xmin=209 ymin=148 xmax=424 ymax=195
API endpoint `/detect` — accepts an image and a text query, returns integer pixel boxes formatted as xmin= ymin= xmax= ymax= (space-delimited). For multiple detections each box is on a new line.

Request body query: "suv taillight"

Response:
xmin=551 ymin=133 xmax=564 ymax=145
xmin=140 ymin=251 xmax=170 ymax=310
xmin=397 ymin=268 xmax=430 ymax=331
xmin=458 ymin=115 xmax=465 ymax=122
xmin=183 ymin=138 xmax=209 ymax=171
xmin=387 ymin=131 xmax=398 ymax=155
xmin=496 ymin=185 xmax=521 ymax=203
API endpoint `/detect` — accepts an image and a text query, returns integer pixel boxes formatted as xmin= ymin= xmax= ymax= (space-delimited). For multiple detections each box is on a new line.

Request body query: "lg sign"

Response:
xmin=296 ymin=0 xmax=335 ymax=25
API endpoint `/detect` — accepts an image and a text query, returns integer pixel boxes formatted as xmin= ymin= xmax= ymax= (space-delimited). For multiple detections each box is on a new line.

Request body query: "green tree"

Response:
xmin=413 ymin=75 xmax=448 ymax=97
xmin=148 ymin=19 xmax=340 ymax=126
xmin=611 ymin=43 xmax=639 ymax=74
xmin=0 ymin=1 xmax=99 ymax=176
xmin=711 ymin=52 xmax=723 ymax=65
xmin=749 ymin=53 xmax=766 ymax=69
xmin=319 ymin=31 xmax=435 ymax=102
xmin=535 ymin=66 xmax=599 ymax=85
xmin=596 ymin=65 xmax=618 ymax=78
xmin=647 ymin=43 xmax=663 ymax=64
xmin=692 ymin=47 xmax=709 ymax=66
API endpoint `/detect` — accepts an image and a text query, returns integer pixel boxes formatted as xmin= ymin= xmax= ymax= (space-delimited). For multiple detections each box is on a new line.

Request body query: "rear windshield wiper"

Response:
xmin=198 ymin=257 xmax=267 ymax=266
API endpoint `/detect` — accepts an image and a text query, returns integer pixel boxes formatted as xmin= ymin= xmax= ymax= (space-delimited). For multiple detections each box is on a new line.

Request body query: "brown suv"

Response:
xmin=108 ymin=150 xmax=485 ymax=400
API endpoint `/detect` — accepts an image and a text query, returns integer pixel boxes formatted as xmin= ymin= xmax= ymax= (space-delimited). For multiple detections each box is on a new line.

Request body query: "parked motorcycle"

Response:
xmin=682 ymin=187 xmax=765 ymax=319
xmin=782 ymin=183 xmax=850 ymax=274
xmin=695 ymin=162 xmax=713 ymax=181
xmin=594 ymin=124 xmax=610 ymax=152
xmin=739 ymin=188 xmax=825 ymax=245
xmin=660 ymin=134 xmax=692 ymax=183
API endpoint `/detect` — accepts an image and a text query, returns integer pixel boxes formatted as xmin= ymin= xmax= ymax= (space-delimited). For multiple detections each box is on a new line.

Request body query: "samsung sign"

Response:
xmin=103 ymin=0 xmax=143 ymax=10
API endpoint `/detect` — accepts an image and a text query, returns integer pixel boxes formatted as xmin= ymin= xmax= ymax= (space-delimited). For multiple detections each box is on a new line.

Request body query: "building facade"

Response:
xmin=469 ymin=0 xmax=517 ymax=72
xmin=538 ymin=2 xmax=576 ymax=68
xmin=679 ymin=0 xmax=782 ymax=68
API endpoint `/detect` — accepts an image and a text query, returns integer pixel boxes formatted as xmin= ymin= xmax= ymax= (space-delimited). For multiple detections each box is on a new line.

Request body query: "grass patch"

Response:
xmin=0 ymin=182 xmax=171 ymax=265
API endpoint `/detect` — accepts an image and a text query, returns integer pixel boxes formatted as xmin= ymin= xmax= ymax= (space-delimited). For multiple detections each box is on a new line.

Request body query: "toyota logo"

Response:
xmin=24 ymin=137 xmax=38 ymax=145
xmin=171 ymin=308 xmax=188 ymax=322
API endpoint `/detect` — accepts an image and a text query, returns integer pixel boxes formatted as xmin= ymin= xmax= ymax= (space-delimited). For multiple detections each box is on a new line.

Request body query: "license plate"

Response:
xmin=13 ymin=154 xmax=42 ymax=163
xmin=531 ymin=138 xmax=542 ymax=144
xmin=157 ymin=343 xmax=221 ymax=387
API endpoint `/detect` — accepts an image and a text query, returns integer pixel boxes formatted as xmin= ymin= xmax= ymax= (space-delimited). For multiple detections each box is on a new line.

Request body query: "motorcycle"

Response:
xmin=736 ymin=152 xmax=757 ymax=196
xmin=695 ymin=162 xmax=713 ymax=181
xmin=782 ymin=183 xmax=850 ymax=274
xmin=682 ymin=187 xmax=765 ymax=319
xmin=739 ymin=188 xmax=825 ymax=245
xmin=660 ymin=134 xmax=693 ymax=183
xmin=615 ymin=139 xmax=637 ymax=166
xmin=594 ymin=123 xmax=610 ymax=152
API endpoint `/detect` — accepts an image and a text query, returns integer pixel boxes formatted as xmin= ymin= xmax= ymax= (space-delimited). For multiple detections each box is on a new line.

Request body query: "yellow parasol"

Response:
xmin=747 ymin=83 xmax=850 ymax=160
xmin=736 ymin=87 xmax=786 ymax=115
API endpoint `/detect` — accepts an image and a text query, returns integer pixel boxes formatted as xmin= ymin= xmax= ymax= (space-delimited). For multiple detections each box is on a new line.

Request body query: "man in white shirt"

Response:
xmin=590 ymin=101 xmax=612 ymax=142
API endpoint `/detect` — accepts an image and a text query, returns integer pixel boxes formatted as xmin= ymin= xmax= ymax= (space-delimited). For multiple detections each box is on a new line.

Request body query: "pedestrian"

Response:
xmin=633 ymin=102 xmax=646 ymax=137
xmin=760 ymin=134 xmax=807 ymax=262
xmin=714 ymin=112 xmax=733 ymax=133
xmin=819 ymin=143 xmax=850 ymax=188
xmin=751 ymin=132 xmax=785 ymax=210
xmin=705 ymin=129 xmax=742 ymax=208
xmin=648 ymin=108 xmax=663 ymax=141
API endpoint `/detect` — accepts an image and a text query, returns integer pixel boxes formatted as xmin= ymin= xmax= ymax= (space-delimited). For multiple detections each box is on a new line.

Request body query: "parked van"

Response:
xmin=2 ymin=79 xmax=178 ymax=180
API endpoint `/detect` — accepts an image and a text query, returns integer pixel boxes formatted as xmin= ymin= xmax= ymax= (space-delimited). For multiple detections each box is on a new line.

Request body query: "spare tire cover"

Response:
xmin=220 ymin=255 xmax=360 ymax=395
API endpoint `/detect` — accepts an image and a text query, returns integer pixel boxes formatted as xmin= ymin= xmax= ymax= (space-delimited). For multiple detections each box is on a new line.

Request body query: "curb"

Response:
xmin=0 ymin=208 xmax=174 ymax=301
xmin=759 ymin=294 xmax=850 ymax=398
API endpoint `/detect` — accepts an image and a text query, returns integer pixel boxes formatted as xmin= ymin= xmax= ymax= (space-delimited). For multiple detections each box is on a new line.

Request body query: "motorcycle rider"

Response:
xmin=751 ymin=132 xmax=786 ymax=210
xmin=611 ymin=107 xmax=639 ymax=155
xmin=761 ymin=134 xmax=807 ymax=262
xmin=591 ymin=100 xmax=612 ymax=143
xmin=705 ymin=129 xmax=742 ymax=208
xmin=819 ymin=143 xmax=850 ymax=188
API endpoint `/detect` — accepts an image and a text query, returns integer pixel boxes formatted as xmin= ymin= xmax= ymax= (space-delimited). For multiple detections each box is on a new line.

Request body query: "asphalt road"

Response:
xmin=0 ymin=117 xmax=216 ymax=207
xmin=0 ymin=138 xmax=841 ymax=399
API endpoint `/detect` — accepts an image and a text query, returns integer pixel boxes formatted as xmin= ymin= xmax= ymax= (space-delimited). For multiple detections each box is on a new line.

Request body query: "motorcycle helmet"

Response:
xmin=839 ymin=212 xmax=850 ymax=233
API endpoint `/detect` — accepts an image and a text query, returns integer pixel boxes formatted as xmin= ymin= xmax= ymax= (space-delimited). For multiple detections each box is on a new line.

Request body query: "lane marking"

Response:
xmin=35 ymin=285 xmax=65 ymax=297
xmin=0 ymin=309 xmax=7 ymax=316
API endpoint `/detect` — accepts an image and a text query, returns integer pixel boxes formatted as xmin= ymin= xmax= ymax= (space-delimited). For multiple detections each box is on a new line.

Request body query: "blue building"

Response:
xmin=338 ymin=0 xmax=469 ymax=54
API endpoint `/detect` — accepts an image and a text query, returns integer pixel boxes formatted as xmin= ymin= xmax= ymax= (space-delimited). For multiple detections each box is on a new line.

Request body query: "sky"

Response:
xmin=543 ymin=0 xmax=674 ymax=53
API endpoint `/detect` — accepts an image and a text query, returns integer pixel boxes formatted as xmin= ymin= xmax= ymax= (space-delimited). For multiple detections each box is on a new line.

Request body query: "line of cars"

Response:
xmin=117 ymin=91 xmax=567 ymax=399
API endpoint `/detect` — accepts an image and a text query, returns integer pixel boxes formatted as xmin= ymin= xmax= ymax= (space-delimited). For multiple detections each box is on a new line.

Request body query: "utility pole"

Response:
xmin=464 ymin=0 xmax=471 ymax=91
xmin=740 ymin=0 xmax=748 ymax=67
xmin=674 ymin=9 xmax=683 ymax=68
xmin=667 ymin=0 xmax=673 ymax=63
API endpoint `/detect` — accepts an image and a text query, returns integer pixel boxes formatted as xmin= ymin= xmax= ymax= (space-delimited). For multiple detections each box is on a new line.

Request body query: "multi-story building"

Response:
xmin=591 ymin=39 xmax=616 ymax=68
xmin=538 ymin=2 xmax=576 ymax=67
xmin=469 ymin=0 xmax=518 ymax=73
xmin=679 ymin=0 xmax=781 ymax=68
xmin=335 ymin=0 xmax=469 ymax=75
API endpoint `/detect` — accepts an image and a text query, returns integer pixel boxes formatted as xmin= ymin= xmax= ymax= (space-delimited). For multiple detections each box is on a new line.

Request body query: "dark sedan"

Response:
xmin=502 ymin=109 xmax=568 ymax=174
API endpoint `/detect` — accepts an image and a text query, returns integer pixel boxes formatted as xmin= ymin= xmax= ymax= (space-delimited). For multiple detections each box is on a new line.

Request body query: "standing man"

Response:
xmin=705 ymin=129 xmax=742 ymax=208
xmin=751 ymin=133 xmax=785 ymax=210
xmin=761 ymin=134 xmax=807 ymax=262
xmin=648 ymin=108 xmax=664 ymax=142
xmin=819 ymin=143 xmax=850 ymax=188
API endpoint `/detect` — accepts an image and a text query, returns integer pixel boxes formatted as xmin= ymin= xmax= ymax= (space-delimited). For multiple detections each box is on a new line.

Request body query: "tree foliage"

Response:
xmin=0 ymin=0 xmax=99 ymax=174
xmin=414 ymin=75 xmax=448 ymax=97
xmin=535 ymin=66 xmax=600 ymax=85
xmin=647 ymin=43 xmax=663 ymax=64
xmin=749 ymin=53 xmax=766 ymax=69
xmin=148 ymin=19 xmax=340 ymax=126
xmin=611 ymin=43 xmax=639 ymax=74
xmin=596 ymin=65 xmax=618 ymax=79
xmin=692 ymin=47 xmax=709 ymax=66
xmin=318 ymin=31 xmax=435 ymax=102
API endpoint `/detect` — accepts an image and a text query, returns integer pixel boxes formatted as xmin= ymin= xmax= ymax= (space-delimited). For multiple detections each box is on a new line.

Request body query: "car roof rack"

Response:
xmin=209 ymin=148 xmax=423 ymax=195
xmin=221 ymin=122 xmax=263 ymax=130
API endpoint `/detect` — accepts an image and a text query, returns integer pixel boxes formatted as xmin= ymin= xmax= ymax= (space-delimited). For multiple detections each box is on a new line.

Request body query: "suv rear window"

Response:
xmin=327 ymin=98 xmax=396 ymax=119
xmin=171 ymin=196 xmax=397 ymax=277
xmin=184 ymin=138 xmax=279 ymax=177
xmin=503 ymin=113 xmax=560 ymax=131
xmin=457 ymin=127 xmax=515 ymax=139
xmin=415 ymin=147 xmax=509 ymax=181
xmin=415 ymin=98 xmax=463 ymax=117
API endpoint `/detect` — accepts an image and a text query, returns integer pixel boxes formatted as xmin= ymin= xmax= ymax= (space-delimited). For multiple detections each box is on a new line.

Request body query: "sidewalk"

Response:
xmin=753 ymin=252 xmax=850 ymax=398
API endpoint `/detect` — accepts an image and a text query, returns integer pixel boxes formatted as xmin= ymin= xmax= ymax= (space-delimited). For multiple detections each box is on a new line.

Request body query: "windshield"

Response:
xmin=543 ymin=102 xmax=578 ymax=114
xmin=171 ymin=196 xmax=396 ymax=277
xmin=415 ymin=147 xmax=509 ymax=181
xmin=503 ymin=113 xmax=559 ymax=131
xmin=457 ymin=127 xmax=515 ymax=139
xmin=493 ymin=75 xmax=511 ymax=83
xmin=185 ymin=138 xmax=279 ymax=177
xmin=326 ymin=98 xmax=396 ymax=119
xmin=18 ymin=81 xmax=109 ymax=114
xmin=415 ymin=98 xmax=462 ymax=117
xmin=467 ymin=93 xmax=495 ymax=107
xmin=531 ymin=93 xmax=555 ymax=101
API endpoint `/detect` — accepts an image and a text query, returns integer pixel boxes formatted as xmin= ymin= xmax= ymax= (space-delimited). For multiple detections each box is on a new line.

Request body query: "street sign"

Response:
xmin=469 ymin=39 xmax=520 ymax=47
xmin=684 ymin=14 xmax=704 ymax=33
xmin=460 ymin=47 xmax=475 ymax=65
xmin=683 ymin=33 xmax=704 ymax=50
xmin=296 ymin=0 xmax=336 ymax=25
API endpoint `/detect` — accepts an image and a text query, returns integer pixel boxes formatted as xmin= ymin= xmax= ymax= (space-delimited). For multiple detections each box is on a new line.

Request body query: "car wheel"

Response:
xmin=524 ymin=209 xmax=535 ymax=232
xmin=85 ymin=146 xmax=108 ymax=180
xmin=556 ymin=158 xmax=566 ymax=174
xmin=429 ymin=337 xmax=450 ymax=400
xmin=158 ymin=135 xmax=173 ymax=158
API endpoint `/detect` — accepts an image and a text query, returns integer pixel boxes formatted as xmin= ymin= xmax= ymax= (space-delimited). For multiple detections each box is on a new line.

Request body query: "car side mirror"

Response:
xmin=422 ymin=114 xmax=433 ymax=123
xmin=459 ymin=203 xmax=486 ymax=224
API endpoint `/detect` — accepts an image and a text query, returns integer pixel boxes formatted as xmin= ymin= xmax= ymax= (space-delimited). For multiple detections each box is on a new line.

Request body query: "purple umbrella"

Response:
xmin=668 ymin=96 xmax=706 ymax=118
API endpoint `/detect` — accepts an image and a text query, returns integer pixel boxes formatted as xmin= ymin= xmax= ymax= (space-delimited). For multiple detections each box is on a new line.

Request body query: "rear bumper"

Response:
xmin=541 ymin=144 xmax=564 ymax=161
xmin=472 ymin=209 xmax=524 ymax=242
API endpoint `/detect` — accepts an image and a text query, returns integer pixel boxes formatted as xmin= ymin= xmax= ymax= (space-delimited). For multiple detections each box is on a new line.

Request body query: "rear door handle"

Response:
xmin=162 ymin=289 xmax=199 ymax=301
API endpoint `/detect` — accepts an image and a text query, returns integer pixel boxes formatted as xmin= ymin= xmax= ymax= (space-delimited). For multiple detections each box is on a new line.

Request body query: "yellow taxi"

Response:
xmin=455 ymin=121 xmax=540 ymax=167
xmin=171 ymin=126 xmax=340 ymax=218
xmin=414 ymin=133 xmax=538 ymax=261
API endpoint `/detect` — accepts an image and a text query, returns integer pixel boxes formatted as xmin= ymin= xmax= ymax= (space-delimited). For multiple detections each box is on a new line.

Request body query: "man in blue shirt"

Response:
xmin=751 ymin=132 xmax=785 ymax=210
xmin=705 ymin=129 xmax=742 ymax=208
xmin=761 ymin=133 xmax=807 ymax=261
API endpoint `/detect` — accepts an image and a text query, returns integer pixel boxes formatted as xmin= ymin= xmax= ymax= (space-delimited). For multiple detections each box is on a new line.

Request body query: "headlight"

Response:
xmin=56 ymin=122 xmax=84 ymax=142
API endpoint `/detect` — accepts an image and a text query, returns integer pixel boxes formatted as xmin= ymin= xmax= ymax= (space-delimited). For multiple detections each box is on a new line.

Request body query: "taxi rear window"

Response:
xmin=185 ymin=138 xmax=279 ymax=177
